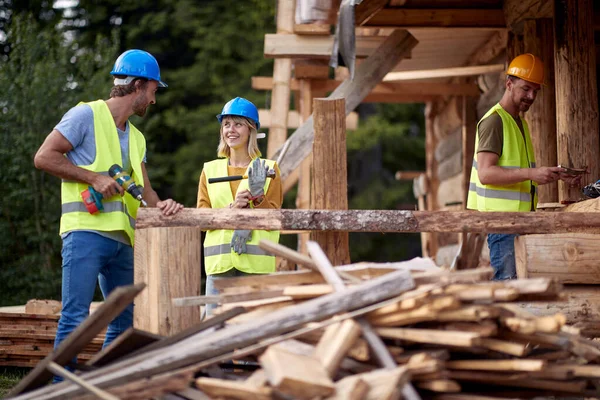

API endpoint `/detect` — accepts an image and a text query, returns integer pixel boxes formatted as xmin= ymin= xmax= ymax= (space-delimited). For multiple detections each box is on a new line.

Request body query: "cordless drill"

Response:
xmin=81 ymin=164 xmax=147 ymax=214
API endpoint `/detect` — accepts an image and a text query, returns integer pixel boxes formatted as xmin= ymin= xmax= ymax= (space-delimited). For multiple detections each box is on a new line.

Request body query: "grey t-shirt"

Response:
xmin=55 ymin=103 xmax=147 ymax=246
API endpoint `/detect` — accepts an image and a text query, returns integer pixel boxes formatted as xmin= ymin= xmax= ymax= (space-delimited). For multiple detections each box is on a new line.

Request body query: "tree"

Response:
xmin=0 ymin=13 xmax=117 ymax=305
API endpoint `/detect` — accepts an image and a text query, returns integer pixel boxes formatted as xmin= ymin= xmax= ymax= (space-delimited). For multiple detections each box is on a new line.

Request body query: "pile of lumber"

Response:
xmin=9 ymin=241 xmax=600 ymax=400
xmin=0 ymin=306 xmax=103 ymax=368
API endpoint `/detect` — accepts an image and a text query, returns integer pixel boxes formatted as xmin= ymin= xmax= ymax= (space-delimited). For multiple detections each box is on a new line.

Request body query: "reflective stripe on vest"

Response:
xmin=202 ymin=158 xmax=280 ymax=275
xmin=59 ymin=100 xmax=146 ymax=246
xmin=467 ymin=103 xmax=538 ymax=212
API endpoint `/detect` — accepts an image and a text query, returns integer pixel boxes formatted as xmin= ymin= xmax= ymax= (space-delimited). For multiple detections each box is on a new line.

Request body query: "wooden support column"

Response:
xmin=524 ymin=18 xmax=558 ymax=203
xmin=311 ymin=98 xmax=351 ymax=265
xmin=554 ymin=0 xmax=599 ymax=202
xmin=266 ymin=0 xmax=295 ymax=159
xmin=297 ymin=79 xmax=313 ymax=256
xmin=507 ymin=30 xmax=525 ymax=64
xmin=462 ymin=96 xmax=477 ymax=207
xmin=423 ymin=102 xmax=438 ymax=258
xmin=134 ymin=227 xmax=202 ymax=335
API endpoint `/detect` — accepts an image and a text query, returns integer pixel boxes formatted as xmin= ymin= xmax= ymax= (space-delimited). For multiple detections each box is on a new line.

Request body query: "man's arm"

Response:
xmin=140 ymin=163 xmax=184 ymax=215
xmin=477 ymin=151 xmax=562 ymax=186
xmin=34 ymin=129 xmax=123 ymax=199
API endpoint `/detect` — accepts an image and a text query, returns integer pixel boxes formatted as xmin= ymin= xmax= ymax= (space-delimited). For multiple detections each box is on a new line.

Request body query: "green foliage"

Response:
xmin=0 ymin=367 xmax=28 ymax=397
xmin=0 ymin=13 xmax=117 ymax=306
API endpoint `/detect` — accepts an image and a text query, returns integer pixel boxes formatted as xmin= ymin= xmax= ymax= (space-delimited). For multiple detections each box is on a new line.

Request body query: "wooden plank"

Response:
xmin=195 ymin=377 xmax=272 ymax=400
xmin=252 ymin=76 xmax=481 ymax=97
xmin=311 ymin=98 xmax=351 ymax=265
xmin=86 ymin=328 xmax=162 ymax=367
xmin=134 ymin=227 xmax=201 ymax=336
xmin=259 ymin=346 xmax=335 ymax=399
xmin=564 ymin=197 xmax=600 ymax=212
xmin=136 ymin=208 xmax=600 ymax=234
xmin=555 ymin=0 xmax=599 ymax=202
xmin=383 ymin=64 xmax=504 ymax=82
xmin=363 ymin=9 xmax=506 ymax=28
xmin=8 ymin=283 xmax=145 ymax=396
xmin=294 ymin=23 xmax=331 ymax=35
xmin=296 ymin=78 xmax=313 ymax=257
xmin=415 ymin=379 xmax=461 ymax=393
xmin=293 ymin=59 xmax=330 ymax=78
xmin=272 ymin=29 xmax=418 ymax=181
xmin=515 ymin=233 xmax=600 ymax=283
xmin=27 ymin=269 xmax=415 ymax=400
xmin=448 ymin=370 xmax=587 ymax=393
xmin=376 ymin=327 xmax=482 ymax=347
xmin=465 ymin=30 xmax=508 ymax=66
xmin=446 ymin=359 xmax=545 ymax=372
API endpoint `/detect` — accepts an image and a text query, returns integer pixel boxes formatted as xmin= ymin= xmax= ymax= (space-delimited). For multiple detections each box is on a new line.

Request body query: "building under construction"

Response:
xmin=6 ymin=0 xmax=600 ymax=398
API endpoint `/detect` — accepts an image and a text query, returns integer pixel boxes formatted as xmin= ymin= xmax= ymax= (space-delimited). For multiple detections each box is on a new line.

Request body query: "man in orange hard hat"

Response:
xmin=467 ymin=53 xmax=581 ymax=280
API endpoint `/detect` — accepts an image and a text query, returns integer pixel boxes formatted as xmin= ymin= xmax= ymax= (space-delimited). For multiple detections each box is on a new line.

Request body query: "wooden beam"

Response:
xmin=363 ymin=9 xmax=506 ymax=28
xmin=383 ymin=64 xmax=504 ymax=82
xmin=266 ymin=0 xmax=295 ymax=159
xmin=515 ymin=233 xmax=600 ymax=283
xmin=503 ymin=0 xmax=553 ymax=32
xmin=311 ymin=98 xmax=351 ymax=265
xmin=253 ymin=76 xmax=480 ymax=97
xmin=134 ymin=227 xmax=201 ymax=336
xmin=136 ymin=208 xmax=600 ymax=234
xmin=293 ymin=59 xmax=330 ymax=78
xmin=554 ymin=0 xmax=599 ymax=202
xmin=264 ymin=34 xmax=385 ymax=59
xmin=293 ymin=23 xmax=331 ymax=36
xmin=273 ymin=29 xmax=418 ymax=181
xmin=395 ymin=171 xmax=424 ymax=180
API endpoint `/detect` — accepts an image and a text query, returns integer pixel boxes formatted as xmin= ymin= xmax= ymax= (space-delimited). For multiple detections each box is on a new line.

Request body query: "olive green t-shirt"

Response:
xmin=477 ymin=112 xmax=504 ymax=156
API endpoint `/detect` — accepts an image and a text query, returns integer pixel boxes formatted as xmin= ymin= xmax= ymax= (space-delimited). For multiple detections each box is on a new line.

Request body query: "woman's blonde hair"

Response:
xmin=217 ymin=116 xmax=262 ymax=159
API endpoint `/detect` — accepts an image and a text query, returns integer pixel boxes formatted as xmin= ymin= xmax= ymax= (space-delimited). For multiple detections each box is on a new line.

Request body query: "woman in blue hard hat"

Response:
xmin=34 ymin=49 xmax=183 ymax=381
xmin=196 ymin=97 xmax=282 ymax=316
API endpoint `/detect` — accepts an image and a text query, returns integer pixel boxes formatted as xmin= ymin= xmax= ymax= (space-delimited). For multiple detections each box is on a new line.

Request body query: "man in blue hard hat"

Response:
xmin=34 ymin=49 xmax=183 ymax=379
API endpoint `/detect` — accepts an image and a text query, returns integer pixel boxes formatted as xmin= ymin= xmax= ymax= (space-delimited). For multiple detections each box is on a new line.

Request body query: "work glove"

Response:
xmin=231 ymin=229 xmax=253 ymax=255
xmin=248 ymin=158 xmax=268 ymax=198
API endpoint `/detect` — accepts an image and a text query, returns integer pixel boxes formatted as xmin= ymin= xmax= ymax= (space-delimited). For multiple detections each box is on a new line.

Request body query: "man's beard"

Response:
xmin=132 ymin=95 xmax=148 ymax=117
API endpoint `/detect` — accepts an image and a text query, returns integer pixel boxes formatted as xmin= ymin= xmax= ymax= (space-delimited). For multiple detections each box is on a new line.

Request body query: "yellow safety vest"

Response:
xmin=467 ymin=103 xmax=537 ymax=212
xmin=60 ymin=100 xmax=146 ymax=246
xmin=203 ymin=158 xmax=280 ymax=275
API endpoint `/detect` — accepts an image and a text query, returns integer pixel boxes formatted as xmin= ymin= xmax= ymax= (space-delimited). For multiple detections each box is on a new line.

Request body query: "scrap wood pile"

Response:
xmin=0 ymin=302 xmax=103 ymax=368
xmin=9 ymin=241 xmax=600 ymax=400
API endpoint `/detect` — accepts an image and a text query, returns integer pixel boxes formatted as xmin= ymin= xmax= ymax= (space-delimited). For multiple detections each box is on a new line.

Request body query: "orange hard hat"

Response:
xmin=506 ymin=53 xmax=544 ymax=85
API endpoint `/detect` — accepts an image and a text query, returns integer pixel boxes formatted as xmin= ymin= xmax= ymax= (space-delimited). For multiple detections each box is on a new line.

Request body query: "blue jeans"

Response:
xmin=487 ymin=233 xmax=518 ymax=281
xmin=53 ymin=231 xmax=133 ymax=381
xmin=204 ymin=269 xmax=252 ymax=317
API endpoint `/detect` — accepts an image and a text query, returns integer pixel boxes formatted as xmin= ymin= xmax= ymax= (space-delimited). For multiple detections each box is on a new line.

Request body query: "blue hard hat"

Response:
xmin=110 ymin=49 xmax=167 ymax=88
xmin=216 ymin=97 xmax=260 ymax=129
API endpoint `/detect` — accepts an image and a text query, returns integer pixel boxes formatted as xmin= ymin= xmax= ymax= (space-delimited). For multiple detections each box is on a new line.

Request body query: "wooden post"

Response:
xmin=266 ymin=0 xmax=295 ymax=159
xmin=134 ymin=227 xmax=202 ymax=336
xmin=462 ymin=96 xmax=477 ymax=207
xmin=296 ymin=79 xmax=313 ymax=257
xmin=424 ymin=102 xmax=439 ymax=258
xmin=554 ymin=0 xmax=599 ymax=202
xmin=311 ymin=98 xmax=351 ymax=265
xmin=524 ymin=19 xmax=558 ymax=204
